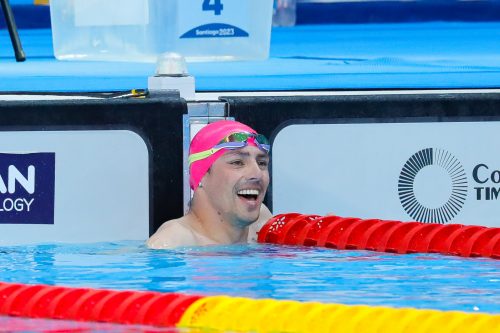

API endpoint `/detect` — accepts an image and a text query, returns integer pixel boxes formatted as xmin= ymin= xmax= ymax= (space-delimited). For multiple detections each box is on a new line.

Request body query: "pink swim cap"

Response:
xmin=189 ymin=120 xmax=258 ymax=190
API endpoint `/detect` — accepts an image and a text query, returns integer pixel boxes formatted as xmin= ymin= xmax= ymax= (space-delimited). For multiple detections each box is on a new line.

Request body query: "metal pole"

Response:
xmin=1 ymin=0 xmax=26 ymax=62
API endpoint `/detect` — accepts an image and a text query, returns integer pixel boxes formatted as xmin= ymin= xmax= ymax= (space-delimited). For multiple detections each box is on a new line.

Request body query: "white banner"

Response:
xmin=273 ymin=121 xmax=500 ymax=227
xmin=0 ymin=130 xmax=149 ymax=245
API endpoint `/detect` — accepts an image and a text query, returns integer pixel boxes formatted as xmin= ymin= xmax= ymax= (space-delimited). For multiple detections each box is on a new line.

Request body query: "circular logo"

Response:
xmin=398 ymin=148 xmax=468 ymax=224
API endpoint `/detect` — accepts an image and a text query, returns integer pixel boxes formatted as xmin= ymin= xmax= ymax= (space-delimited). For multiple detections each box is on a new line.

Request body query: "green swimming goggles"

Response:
xmin=189 ymin=132 xmax=271 ymax=165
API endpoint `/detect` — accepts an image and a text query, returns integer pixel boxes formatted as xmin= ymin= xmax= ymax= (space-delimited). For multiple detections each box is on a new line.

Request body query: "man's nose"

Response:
xmin=245 ymin=160 xmax=264 ymax=180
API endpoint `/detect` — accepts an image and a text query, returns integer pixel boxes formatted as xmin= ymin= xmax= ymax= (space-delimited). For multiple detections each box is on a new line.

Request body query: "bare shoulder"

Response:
xmin=247 ymin=204 xmax=273 ymax=243
xmin=258 ymin=204 xmax=273 ymax=224
xmin=146 ymin=217 xmax=195 ymax=249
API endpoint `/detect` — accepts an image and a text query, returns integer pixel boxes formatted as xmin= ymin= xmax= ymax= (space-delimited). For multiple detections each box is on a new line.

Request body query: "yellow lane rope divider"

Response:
xmin=179 ymin=296 xmax=500 ymax=333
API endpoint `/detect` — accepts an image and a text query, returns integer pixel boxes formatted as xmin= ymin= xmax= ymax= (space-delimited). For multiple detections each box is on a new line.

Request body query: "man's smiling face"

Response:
xmin=202 ymin=145 xmax=270 ymax=228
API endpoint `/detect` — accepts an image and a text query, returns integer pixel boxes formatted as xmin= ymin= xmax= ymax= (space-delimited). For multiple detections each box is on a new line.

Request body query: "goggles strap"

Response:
xmin=188 ymin=148 xmax=221 ymax=165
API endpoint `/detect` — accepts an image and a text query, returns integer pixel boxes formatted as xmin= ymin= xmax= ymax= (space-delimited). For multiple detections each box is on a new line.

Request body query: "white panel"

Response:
xmin=0 ymin=130 xmax=149 ymax=245
xmin=74 ymin=0 xmax=149 ymax=27
xmin=273 ymin=121 xmax=500 ymax=227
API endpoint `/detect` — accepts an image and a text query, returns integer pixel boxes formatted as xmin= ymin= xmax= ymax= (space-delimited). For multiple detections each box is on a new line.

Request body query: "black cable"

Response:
xmin=0 ymin=0 xmax=26 ymax=62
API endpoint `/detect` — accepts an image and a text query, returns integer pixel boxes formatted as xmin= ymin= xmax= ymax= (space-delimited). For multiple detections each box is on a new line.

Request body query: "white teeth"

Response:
xmin=237 ymin=189 xmax=260 ymax=196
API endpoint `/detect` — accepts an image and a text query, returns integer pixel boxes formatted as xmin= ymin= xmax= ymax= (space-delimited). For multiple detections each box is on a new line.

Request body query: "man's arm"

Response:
xmin=146 ymin=218 xmax=195 ymax=249
xmin=148 ymin=205 xmax=273 ymax=248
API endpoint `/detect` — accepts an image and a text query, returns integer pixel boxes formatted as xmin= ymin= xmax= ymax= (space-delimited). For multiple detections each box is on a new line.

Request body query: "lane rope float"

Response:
xmin=258 ymin=213 xmax=500 ymax=259
xmin=0 ymin=282 xmax=498 ymax=332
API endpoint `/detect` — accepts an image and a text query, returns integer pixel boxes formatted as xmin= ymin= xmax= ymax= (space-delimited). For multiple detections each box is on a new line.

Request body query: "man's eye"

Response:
xmin=230 ymin=160 xmax=244 ymax=166
xmin=258 ymin=160 xmax=269 ymax=168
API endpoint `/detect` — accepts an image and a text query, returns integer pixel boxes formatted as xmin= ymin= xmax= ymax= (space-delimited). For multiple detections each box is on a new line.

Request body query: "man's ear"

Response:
xmin=199 ymin=171 xmax=209 ymax=188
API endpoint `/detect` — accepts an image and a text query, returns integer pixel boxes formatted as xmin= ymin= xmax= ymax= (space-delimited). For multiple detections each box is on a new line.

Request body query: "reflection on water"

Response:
xmin=0 ymin=316 xmax=237 ymax=333
xmin=0 ymin=242 xmax=499 ymax=314
xmin=0 ymin=316 xmax=177 ymax=333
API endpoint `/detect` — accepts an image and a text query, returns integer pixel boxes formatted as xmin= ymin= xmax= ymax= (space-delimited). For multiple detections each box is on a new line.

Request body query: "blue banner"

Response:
xmin=0 ymin=153 xmax=55 ymax=224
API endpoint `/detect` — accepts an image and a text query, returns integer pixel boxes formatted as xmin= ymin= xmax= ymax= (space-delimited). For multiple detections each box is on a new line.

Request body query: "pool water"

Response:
xmin=0 ymin=241 xmax=498 ymax=316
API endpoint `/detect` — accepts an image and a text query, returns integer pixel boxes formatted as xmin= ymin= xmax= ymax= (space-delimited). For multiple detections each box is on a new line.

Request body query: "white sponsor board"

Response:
xmin=0 ymin=130 xmax=149 ymax=245
xmin=272 ymin=121 xmax=500 ymax=227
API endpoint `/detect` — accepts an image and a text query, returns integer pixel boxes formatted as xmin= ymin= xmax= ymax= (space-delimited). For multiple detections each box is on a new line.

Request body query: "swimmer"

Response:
xmin=147 ymin=120 xmax=272 ymax=249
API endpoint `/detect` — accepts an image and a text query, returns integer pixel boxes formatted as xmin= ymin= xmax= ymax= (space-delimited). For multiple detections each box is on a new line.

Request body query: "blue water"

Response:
xmin=0 ymin=241 xmax=498 ymax=315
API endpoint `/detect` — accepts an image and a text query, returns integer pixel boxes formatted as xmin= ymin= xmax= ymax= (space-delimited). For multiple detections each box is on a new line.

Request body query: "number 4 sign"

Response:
xmin=178 ymin=0 xmax=252 ymax=40
xmin=203 ymin=0 xmax=224 ymax=15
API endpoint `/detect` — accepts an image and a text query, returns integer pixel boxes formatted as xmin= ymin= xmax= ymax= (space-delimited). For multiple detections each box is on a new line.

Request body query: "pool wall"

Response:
xmin=2 ymin=91 xmax=500 ymax=245
xmin=225 ymin=93 xmax=500 ymax=228
xmin=0 ymin=96 xmax=185 ymax=244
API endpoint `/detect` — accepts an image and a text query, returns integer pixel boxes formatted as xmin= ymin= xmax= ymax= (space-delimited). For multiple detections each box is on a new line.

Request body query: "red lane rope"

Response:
xmin=258 ymin=214 xmax=500 ymax=259
xmin=0 ymin=282 xmax=202 ymax=327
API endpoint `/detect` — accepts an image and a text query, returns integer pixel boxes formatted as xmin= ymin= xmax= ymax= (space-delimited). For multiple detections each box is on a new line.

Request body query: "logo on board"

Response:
xmin=398 ymin=148 xmax=467 ymax=224
xmin=180 ymin=23 xmax=249 ymax=39
xmin=0 ymin=153 xmax=55 ymax=225
xmin=472 ymin=163 xmax=500 ymax=201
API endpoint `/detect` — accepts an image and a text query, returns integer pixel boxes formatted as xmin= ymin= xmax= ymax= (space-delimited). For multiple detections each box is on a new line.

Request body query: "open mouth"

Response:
xmin=237 ymin=189 xmax=260 ymax=201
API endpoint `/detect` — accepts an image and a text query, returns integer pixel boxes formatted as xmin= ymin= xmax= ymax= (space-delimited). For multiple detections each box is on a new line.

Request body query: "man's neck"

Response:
xmin=187 ymin=203 xmax=249 ymax=245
